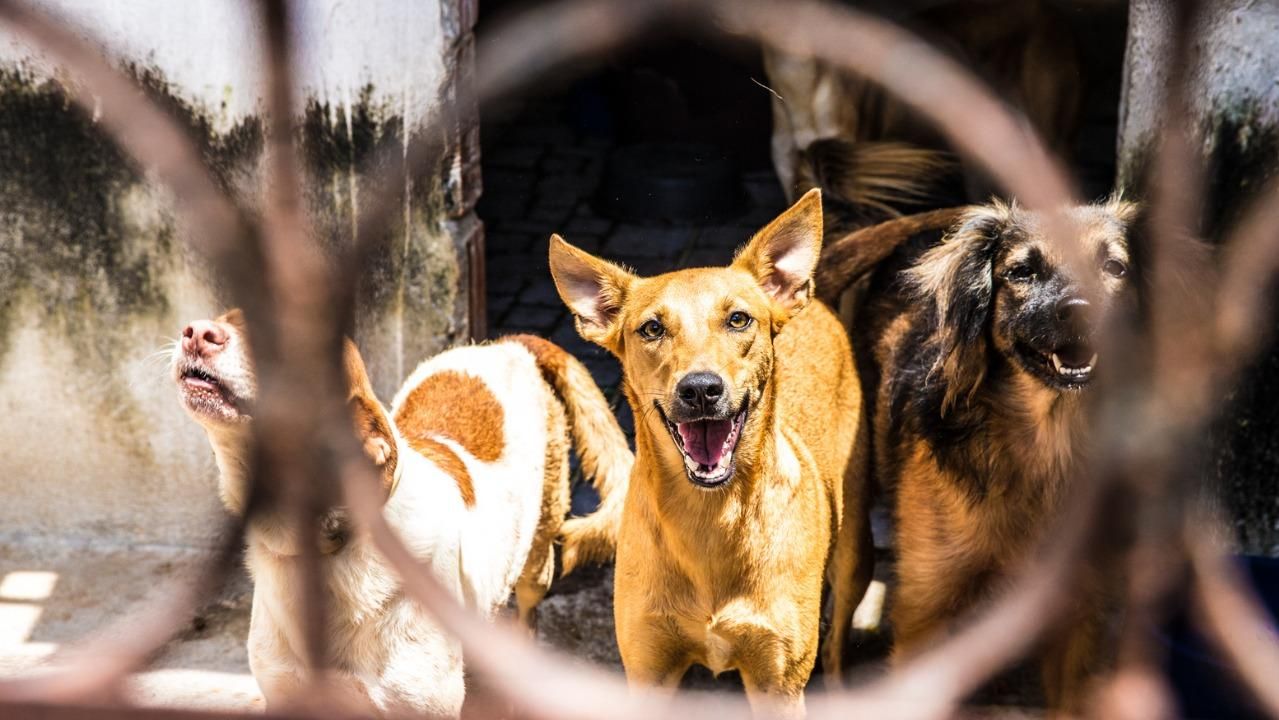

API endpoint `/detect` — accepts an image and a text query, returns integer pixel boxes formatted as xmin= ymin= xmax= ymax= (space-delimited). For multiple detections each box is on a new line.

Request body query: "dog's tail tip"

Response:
xmin=557 ymin=495 xmax=623 ymax=577
xmin=798 ymin=138 xmax=952 ymax=220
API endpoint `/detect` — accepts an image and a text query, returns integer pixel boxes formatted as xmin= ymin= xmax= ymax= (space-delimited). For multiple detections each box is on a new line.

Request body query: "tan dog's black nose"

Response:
xmin=182 ymin=319 xmax=228 ymax=356
xmin=676 ymin=372 xmax=725 ymax=415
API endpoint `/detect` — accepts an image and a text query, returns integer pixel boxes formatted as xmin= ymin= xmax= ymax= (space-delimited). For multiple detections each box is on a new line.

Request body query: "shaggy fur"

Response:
xmin=549 ymin=190 xmax=873 ymax=715
xmin=848 ymin=198 xmax=1142 ymax=712
xmin=172 ymin=313 xmax=629 ymax=717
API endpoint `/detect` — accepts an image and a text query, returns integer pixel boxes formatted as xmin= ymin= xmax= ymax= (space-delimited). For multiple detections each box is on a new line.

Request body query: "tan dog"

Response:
xmin=549 ymin=190 xmax=872 ymax=714
xmin=172 ymin=310 xmax=630 ymax=717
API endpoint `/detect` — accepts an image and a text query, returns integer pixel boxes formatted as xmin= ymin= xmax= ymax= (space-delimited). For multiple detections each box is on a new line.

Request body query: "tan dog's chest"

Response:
xmin=614 ymin=438 xmax=834 ymax=677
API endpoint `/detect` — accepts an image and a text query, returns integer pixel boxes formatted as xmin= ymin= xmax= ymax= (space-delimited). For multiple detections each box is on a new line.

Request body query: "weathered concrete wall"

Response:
xmin=1118 ymin=0 xmax=1279 ymax=555
xmin=0 ymin=0 xmax=480 ymax=549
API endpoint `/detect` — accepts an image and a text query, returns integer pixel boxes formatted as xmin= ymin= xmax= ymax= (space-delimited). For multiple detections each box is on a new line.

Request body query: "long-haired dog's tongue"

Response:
xmin=677 ymin=419 xmax=732 ymax=467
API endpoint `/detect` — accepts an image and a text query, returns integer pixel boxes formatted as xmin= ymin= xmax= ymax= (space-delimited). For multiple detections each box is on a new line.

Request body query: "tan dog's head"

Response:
xmin=550 ymin=190 xmax=823 ymax=489
xmin=171 ymin=310 xmax=399 ymax=514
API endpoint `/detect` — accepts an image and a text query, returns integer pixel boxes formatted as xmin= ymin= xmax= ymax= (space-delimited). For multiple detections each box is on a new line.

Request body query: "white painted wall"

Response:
xmin=0 ymin=0 xmax=445 ymax=133
xmin=0 ymin=0 xmax=463 ymax=549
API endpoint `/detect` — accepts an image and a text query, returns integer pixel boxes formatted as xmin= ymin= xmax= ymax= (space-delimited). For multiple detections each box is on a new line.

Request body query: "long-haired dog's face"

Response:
xmin=550 ymin=190 xmax=824 ymax=489
xmin=910 ymin=199 xmax=1139 ymax=410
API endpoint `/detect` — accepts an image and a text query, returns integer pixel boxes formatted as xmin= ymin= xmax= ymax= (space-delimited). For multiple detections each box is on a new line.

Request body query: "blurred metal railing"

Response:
xmin=1 ymin=0 xmax=1277 ymax=718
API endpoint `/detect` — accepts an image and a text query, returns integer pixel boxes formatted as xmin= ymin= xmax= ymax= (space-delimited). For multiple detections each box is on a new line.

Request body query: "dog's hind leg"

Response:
xmin=515 ymin=398 xmax=571 ymax=631
xmin=822 ymin=422 xmax=874 ymax=687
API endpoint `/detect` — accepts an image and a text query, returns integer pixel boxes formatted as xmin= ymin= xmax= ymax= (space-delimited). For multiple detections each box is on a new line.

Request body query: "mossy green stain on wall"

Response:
xmin=0 ymin=63 xmax=462 ymax=468
xmin=1200 ymin=104 xmax=1279 ymax=243
xmin=0 ymin=68 xmax=162 ymax=363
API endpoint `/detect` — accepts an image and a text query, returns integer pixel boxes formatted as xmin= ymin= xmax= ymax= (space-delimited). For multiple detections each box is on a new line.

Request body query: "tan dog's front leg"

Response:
xmin=738 ymin=655 xmax=809 ymax=720
xmin=617 ymin=615 xmax=692 ymax=692
xmin=714 ymin=609 xmax=814 ymax=719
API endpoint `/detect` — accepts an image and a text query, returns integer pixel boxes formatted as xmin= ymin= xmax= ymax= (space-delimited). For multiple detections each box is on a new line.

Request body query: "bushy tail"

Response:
xmin=815 ymin=206 xmax=968 ymax=305
xmin=797 ymin=138 xmax=952 ymax=230
xmin=506 ymin=335 xmax=632 ymax=576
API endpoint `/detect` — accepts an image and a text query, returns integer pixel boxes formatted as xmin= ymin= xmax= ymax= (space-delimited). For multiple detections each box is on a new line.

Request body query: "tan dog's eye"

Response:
xmin=638 ymin=319 xmax=665 ymax=340
xmin=1103 ymin=259 xmax=1127 ymax=278
xmin=727 ymin=311 xmax=753 ymax=330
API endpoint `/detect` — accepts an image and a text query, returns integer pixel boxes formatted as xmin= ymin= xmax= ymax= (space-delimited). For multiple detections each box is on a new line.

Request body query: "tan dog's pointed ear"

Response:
xmin=734 ymin=188 xmax=824 ymax=317
xmin=548 ymin=234 xmax=635 ymax=348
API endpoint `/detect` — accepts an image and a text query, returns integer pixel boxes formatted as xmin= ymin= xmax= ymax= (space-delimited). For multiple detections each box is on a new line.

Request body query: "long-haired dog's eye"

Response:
xmin=727 ymin=311 xmax=753 ymax=330
xmin=1006 ymin=264 xmax=1036 ymax=282
xmin=638 ymin=319 xmax=665 ymax=340
xmin=1103 ymin=259 xmax=1128 ymax=278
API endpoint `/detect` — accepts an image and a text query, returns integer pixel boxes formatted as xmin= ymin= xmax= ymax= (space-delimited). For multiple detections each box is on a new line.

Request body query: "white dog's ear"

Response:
xmin=344 ymin=340 xmax=400 ymax=502
xmin=734 ymin=188 xmax=824 ymax=318
xmin=548 ymin=234 xmax=636 ymax=348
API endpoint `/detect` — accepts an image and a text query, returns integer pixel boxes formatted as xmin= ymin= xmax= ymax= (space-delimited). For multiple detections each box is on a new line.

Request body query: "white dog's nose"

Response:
xmin=182 ymin=319 xmax=228 ymax=356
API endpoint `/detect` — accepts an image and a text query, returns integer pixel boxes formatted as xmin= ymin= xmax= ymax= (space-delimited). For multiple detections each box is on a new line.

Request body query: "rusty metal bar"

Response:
xmin=0 ymin=0 xmax=1277 ymax=719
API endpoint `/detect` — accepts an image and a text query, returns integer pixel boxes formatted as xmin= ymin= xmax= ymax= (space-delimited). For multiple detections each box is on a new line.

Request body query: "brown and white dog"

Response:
xmin=549 ymin=190 xmax=873 ymax=714
xmin=171 ymin=309 xmax=630 ymax=717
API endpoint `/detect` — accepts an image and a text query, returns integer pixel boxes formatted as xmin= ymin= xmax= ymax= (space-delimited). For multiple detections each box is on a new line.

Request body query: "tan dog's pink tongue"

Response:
xmin=677 ymin=419 xmax=732 ymax=467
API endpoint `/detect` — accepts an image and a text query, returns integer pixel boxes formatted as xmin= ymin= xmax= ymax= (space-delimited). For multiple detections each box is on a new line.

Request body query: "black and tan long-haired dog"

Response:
xmin=822 ymin=198 xmax=1141 ymax=712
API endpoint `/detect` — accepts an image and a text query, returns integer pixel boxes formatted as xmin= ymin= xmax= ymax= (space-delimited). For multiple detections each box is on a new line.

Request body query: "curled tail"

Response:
xmin=815 ymin=206 xmax=968 ymax=305
xmin=505 ymin=335 xmax=632 ymax=576
xmin=797 ymin=138 xmax=953 ymax=233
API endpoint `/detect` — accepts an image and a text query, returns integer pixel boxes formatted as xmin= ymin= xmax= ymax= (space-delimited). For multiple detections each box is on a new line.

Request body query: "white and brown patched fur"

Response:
xmin=848 ymin=198 xmax=1144 ymax=713
xmin=171 ymin=310 xmax=630 ymax=717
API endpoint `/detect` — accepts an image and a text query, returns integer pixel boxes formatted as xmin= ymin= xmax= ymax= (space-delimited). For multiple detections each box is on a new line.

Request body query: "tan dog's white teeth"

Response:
xmin=1089 ymin=353 xmax=1099 ymax=367
xmin=1051 ymin=353 xmax=1064 ymax=373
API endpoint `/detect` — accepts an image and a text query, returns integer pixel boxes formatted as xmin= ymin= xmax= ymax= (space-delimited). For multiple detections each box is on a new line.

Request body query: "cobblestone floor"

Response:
xmin=479 ymin=102 xmax=788 ymax=449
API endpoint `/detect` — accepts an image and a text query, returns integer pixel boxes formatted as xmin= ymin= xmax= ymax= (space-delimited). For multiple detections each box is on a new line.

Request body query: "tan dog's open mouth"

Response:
xmin=658 ymin=399 xmax=749 ymax=488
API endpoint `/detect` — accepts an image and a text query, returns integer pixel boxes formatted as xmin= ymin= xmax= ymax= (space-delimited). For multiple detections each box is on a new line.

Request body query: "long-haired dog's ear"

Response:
xmin=908 ymin=202 xmax=1013 ymax=413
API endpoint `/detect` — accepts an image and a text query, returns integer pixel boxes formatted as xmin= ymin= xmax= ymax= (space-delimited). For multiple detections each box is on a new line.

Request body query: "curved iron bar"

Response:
xmin=1104 ymin=0 xmax=1206 ymax=705
xmin=255 ymin=0 xmax=331 ymax=679
xmin=1187 ymin=518 xmax=1279 ymax=718
xmin=1 ymin=0 xmax=1278 ymax=718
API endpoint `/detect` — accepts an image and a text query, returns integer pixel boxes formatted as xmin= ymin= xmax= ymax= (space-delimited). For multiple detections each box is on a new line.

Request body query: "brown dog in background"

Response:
xmin=764 ymin=0 xmax=1081 ymax=211
xmin=823 ymin=199 xmax=1144 ymax=712
xmin=549 ymin=189 xmax=872 ymax=714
